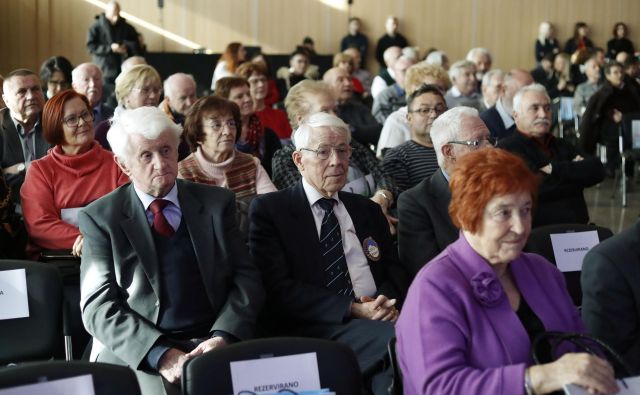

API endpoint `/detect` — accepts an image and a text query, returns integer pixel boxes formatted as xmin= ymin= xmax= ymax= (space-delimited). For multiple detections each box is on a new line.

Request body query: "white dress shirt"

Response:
xmin=301 ymin=178 xmax=377 ymax=298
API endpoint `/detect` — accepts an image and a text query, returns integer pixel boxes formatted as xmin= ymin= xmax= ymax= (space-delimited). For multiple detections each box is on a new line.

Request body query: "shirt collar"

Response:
xmin=301 ymin=177 xmax=340 ymax=207
xmin=11 ymin=115 xmax=39 ymax=137
xmin=496 ymin=98 xmax=515 ymax=129
xmin=133 ymin=181 xmax=181 ymax=211
xmin=449 ymin=86 xmax=462 ymax=98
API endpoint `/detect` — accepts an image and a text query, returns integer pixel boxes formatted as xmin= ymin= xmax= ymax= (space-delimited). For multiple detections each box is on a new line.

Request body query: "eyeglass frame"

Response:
xmin=447 ymin=137 xmax=498 ymax=148
xmin=408 ymin=105 xmax=448 ymax=115
xmin=203 ymin=118 xmax=238 ymax=131
xmin=298 ymin=145 xmax=352 ymax=160
xmin=63 ymin=110 xmax=94 ymax=128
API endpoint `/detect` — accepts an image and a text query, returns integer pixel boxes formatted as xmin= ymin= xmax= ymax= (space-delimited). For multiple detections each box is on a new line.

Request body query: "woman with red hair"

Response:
xmin=211 ymin=42 xmax=247 ymax=90
xmin=396 ymin=148 xmax=618 ymax=395
xmin=20 ymin=90 xmax=128 ymax=257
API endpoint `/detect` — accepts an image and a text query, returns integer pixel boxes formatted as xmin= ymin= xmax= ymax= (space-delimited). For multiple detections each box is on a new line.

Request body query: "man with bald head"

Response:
xmin=372 ymin=55 xmax=416 ymax=124
xmin=375 ymin=16 xmax=409 ymax=68
xmin=160 ymin=73 xmax=197 ymax=127
xmin=371 ymin=46 xmax=402 ymax=98
xmin=72 ymin=63 xmax=114 ymax=126
xmin=323 ymin=67 xmax=381 ymax=147
xmin=398 ymin=106 xmax=493 ymax=277
xmin=480 ymin=68 xmax=534 ymax=140
xmin=498 ymin=84 xmax=604 ymax=226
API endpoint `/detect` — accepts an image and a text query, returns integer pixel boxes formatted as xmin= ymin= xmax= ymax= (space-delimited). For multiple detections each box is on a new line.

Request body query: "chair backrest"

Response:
xmin=182 ymin=337 xmax=363 ymax=395
xmin=0 ymin=260 xmax=63 ymax=365
xmin=387 ymin=337 xmax=403 ymax=395
xmin=0 ymin=361 xmax=141 ymax=395
xmin=524 ymin=223 xmax=614 ymax=307
xmin=621 ymin=111 xmax=640 ymax=150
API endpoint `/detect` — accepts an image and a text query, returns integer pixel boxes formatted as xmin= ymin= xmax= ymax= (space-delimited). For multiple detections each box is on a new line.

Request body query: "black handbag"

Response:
xmin=531 ymin=331 xmax=633 ymax=383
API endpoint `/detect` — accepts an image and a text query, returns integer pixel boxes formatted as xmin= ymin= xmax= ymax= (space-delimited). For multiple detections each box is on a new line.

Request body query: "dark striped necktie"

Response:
xmin=317 ymin=198 xmax=353 ymax=297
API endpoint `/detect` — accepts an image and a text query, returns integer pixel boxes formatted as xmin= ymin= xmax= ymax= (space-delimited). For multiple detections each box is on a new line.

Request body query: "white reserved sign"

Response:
xmin=550 ymin=230 xmax=600 ymax=272
xmin=0 ymin=374 xmax=95 ymax=395
xmin=0 ymin=269 xmax=29 ymax=320
xmin=230 ymin=352 xmax=321 ymax=395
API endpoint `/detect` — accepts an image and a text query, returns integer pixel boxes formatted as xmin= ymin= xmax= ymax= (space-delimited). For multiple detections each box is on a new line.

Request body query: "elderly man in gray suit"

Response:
xmin=79 ymin=106 xmax=263 ymax=395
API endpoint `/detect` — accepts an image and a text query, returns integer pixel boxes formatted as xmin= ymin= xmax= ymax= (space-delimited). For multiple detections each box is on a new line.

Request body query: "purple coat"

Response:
xmin=396 ymin=234 xmax=584 ymax=395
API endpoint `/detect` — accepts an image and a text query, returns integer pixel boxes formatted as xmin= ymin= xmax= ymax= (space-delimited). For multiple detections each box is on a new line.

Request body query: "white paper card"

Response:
xmin=0 ymin=269 xmax=29 ymax=320
xmin=550 ymin=230 xmax=600 ymax=272
xmin=0 ymin=374 xmax=95 ymax=395
xmin=61 ymin=207 xmax=83 ymax=227
xmin=230 ymin=352 xmax=321 ymax=395
xmin=632 ymin=120 xmax=640 ymax=149
xmin=565 ymin=375 xmax=640 ymax=394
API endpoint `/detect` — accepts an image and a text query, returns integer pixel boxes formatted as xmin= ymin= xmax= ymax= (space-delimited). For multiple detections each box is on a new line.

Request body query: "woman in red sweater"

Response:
xmin=21 ymin=90 xmax=128 ymax=257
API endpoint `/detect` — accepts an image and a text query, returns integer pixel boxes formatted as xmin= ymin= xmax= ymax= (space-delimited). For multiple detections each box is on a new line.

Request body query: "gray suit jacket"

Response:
xmin=79 ymin=180 xmax=263 ymax=394
xmin=397 ymin=169 xmax=459 ymax=279
xmin=581 ymin=221 xmax=640 ymax=374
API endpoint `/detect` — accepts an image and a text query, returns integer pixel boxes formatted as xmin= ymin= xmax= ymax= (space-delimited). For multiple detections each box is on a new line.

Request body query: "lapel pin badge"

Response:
xmin=362 ymin=237 xmax=381 ymax=261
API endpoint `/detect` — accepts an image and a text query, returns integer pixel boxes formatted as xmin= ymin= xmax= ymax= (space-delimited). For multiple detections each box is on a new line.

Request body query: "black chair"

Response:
xmin=387 ymin=337 xmax=402 ymax=395
xmin=524 ymin=224 xmax=613 ymax=307
xmin=182 ymin=337 xmax=363 ymax=395
xmin=0 ymin=260 xmax=63 ymax=365
xmin=613 ymin=112 xmax=640 ymax=206
xmin=0 ymin=361 xmax=141 ymax=395
xmin=39 ymin=250 xmax=88 ymax=361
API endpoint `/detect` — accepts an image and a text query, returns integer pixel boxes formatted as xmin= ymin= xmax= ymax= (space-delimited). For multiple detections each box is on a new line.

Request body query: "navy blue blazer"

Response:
xmin=480 ymin=105 xmax=515 ymax=141
xmin=248 ymin=181 xmax=405 ymax=325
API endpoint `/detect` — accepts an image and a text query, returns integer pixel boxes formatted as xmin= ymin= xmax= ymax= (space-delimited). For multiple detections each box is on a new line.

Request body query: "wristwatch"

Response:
xmin=16 ymin=163 xmax=26 ymax=173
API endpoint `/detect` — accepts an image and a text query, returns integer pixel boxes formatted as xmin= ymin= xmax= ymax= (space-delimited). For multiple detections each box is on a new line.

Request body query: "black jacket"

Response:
xmin=86 ymin=14 xmax=141 ymax=81
xmin=498 ymin=131 xmax=604 ymax=227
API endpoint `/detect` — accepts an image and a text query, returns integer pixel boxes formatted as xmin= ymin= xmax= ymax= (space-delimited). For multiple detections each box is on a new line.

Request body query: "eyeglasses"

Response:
xmin=63 ymin=111 xmax=94 ymax=127
xmin=299 ymin=145 xmax=352 ymax=160
xmin=409 ymin=105 xmax=447 ymax=115
xmin=204 ymin=118 xmax=237 ymax=131
xmin=448 ymin=137 xmax=497 ymax=148
xmin=133 ymin=86 xmax=162 ymax=96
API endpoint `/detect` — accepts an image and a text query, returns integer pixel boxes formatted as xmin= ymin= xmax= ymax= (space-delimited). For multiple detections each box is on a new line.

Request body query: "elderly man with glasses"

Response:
xmin=397 ymin=106 xmax=495 ymax=279
xmin=498 ymin=83 xmax=604 ymax=227
xmin=249 ymin=112 xmax=406 ymax=395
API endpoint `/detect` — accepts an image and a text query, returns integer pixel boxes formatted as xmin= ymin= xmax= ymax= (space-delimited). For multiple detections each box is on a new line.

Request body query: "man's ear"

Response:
xmin=292 ymin=150 xmax=304 ymax=172
xmin=442 ymin=143 xmax=454 ymax=161
xmin=114 ymin=155 xmax=131 ymax=176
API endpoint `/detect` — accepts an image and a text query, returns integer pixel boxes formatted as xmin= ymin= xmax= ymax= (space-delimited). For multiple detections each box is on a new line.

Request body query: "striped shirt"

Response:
xmin=382 ymin=140 xmax=439 ymax=193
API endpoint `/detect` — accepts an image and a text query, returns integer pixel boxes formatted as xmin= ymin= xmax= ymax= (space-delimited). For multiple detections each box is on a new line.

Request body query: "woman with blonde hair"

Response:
xmin=94 ymin=64 xmax=162 ymax=149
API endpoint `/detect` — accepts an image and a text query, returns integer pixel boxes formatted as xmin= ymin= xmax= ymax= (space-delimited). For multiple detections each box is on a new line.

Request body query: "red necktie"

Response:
xmin=148 ymin=199 xmax=175 ymax=238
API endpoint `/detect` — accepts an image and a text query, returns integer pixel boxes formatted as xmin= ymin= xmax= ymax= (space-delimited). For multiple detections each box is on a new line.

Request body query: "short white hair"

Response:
xmin=512 ymin=83 xmax=550 ymax=114
xmin=293 ymin=112 xmax=351 ymax=150
xmin=466 ymin=47 xmax=492 ymax=63
xmin=430 ymin=106 xmax=479 ymax=167
xmin=425 ymin=51 xmax=447 ymax=67
xmin=163 ymin=73 xmax=196 ymax=99
xmin=71 ymin=62 xmax=101 ymax=83
xmin=448 ymin=60 xmax=475 ymax=82
xmin=482 ymin=69 xmax=504 ymax=87
xmin=402 ymin=46 xmax=420 ymax=62
xmin=108 ymin=106 xmax=182 ymax=163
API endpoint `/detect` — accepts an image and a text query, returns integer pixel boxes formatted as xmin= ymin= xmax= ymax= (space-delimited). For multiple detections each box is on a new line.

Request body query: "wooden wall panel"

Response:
xmin=2 ymin=0 xmax=640 ymax=77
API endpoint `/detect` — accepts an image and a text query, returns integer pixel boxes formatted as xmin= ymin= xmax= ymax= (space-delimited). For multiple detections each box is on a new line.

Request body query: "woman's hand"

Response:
xmin=528 ymin=353 xmax=619 ymax=394
xmin=72 ymin=235 xmax=83 ymax=257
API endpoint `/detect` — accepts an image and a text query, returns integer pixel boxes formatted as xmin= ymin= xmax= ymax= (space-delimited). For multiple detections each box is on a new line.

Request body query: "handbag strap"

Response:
xmin=531 ymin=331 xmax=632 ymax=378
